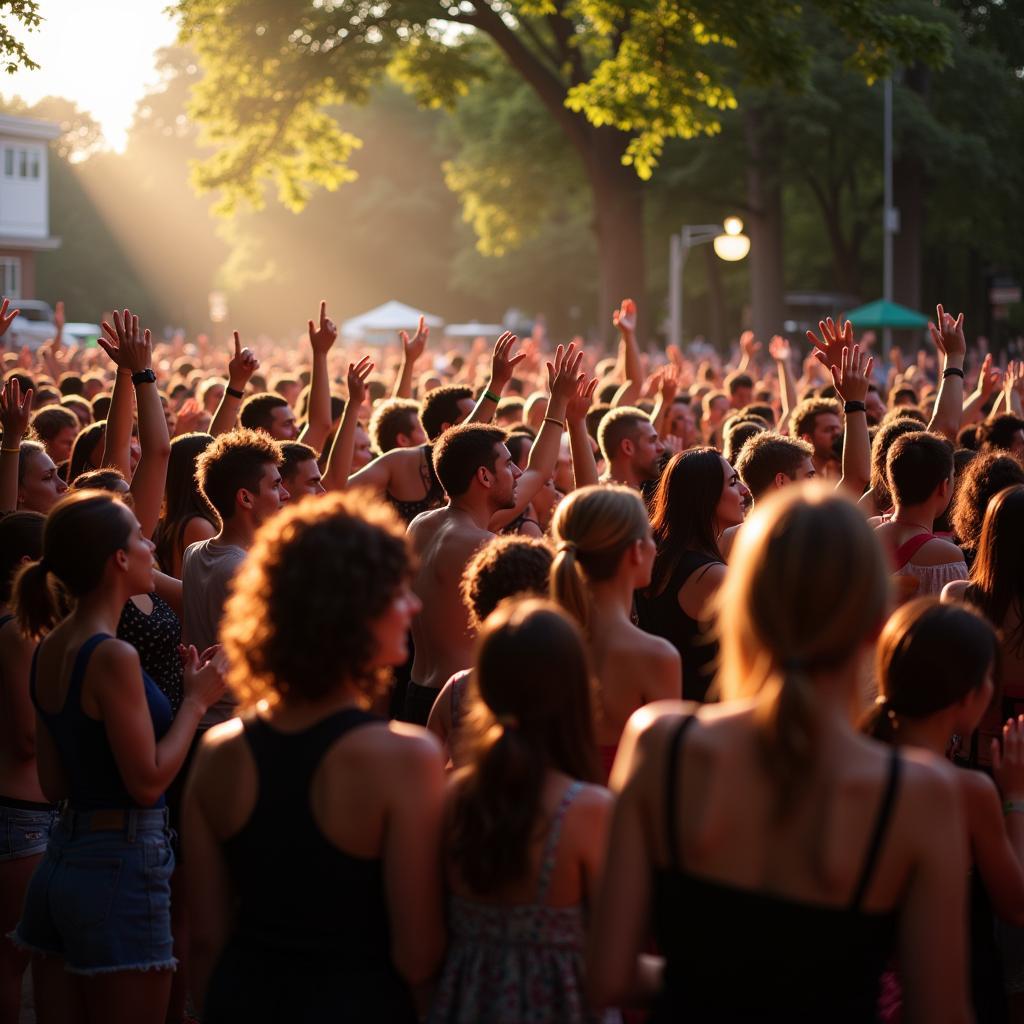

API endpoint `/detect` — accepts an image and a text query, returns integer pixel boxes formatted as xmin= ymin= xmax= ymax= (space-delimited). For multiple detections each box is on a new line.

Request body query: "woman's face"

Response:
xmin=716 ymin=456 xmax=750 ymax=530
xmin=121 ymin=510 xmax=156 ymax=595
xmin=632 ymin=523 xmax=658 ymax=589
xmin=370 ymin=583 xmax=422 ymax=667
xmin=48 ymin=425 xmax=77 ymax=465
xmin=18 ymin=450 xmax=68 ymax=513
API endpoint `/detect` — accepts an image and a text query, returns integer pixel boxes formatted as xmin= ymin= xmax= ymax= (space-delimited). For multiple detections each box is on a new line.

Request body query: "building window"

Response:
xmin=2 ymin=146 xmax=41 ymax=179
xmin=0 ymin=258 xmax=21 ymax=298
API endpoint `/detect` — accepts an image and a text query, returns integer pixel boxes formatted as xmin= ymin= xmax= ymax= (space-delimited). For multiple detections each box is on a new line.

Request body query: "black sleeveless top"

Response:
xmin=652 ymin=717 xmax=901 ymax=1023
xmin=207 ymin=708 xmax=416 ymax=1022
xmin=635 ymin=550 xmax=722 ymax=702
xmin=385 ymin=443 xmax=444 ymax=525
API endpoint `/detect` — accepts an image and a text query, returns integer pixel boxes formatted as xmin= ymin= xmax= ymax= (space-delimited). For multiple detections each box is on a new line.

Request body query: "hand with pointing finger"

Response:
xmin=308 ymin=300 xmax=338 ymax=355
xmin=227 ymin=331 xmax=259 ymax=392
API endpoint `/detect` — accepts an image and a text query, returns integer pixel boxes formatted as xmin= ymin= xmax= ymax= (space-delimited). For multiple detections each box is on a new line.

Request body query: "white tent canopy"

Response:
xmin=444 ymin=321 xmax=504 ymax=338
xmin=341 ymin=300 xmax=444 ymax=340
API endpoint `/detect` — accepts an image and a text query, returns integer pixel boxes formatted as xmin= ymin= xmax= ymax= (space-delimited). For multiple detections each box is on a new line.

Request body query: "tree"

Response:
xmin=172 ymin=0 xmax=949 ymax=339
xmin=0 ymin=1 xmax=40 ymax=74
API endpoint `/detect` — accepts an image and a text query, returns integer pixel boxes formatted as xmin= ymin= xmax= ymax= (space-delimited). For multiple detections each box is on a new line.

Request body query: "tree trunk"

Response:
xmin=892 ymin=66 xmax=930 ymax=314
xmin=584 ymin=128 xmax=647 ymax=347
xmin=744 ymin=108 xmax=786 ymax=339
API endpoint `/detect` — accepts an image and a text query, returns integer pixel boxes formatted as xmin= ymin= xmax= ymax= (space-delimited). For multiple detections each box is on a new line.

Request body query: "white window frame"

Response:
xmin=0 ymin=257 xmax=22 ymax=298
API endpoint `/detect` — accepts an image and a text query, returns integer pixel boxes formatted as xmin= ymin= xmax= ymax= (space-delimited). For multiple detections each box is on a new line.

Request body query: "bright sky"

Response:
xmin=1 ymin=0 xmax=179 ymax=151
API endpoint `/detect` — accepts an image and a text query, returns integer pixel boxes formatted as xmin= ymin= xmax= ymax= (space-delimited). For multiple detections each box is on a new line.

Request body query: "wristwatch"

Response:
xmin=131 ymin=368 xmax=157 ymax=386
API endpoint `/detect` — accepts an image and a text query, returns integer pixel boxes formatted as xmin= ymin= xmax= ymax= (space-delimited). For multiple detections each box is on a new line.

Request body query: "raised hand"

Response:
xmin=807 ymin=317 xmax=854 ymax=373
xmin=740 ymin=329 xmax=762 ymax=360
xmin=174 ymin=398 xmax=205 ymax=435
xmin=829 ymin=345 xmax=873 ymax=404
xmin=768 ymin=334 xmax=791 ymax=363
xmin=566 ymin=374 xmax=599 ymax=425
xmin=661 ymin=433 xmax=683 ymax=457
xmin=346 ymin=356 xmax=374 ymax=408
xmin=928 ymin=304 xmax=967 ymax=361
xmin=399 ymin=316 xmax=429 ymax=364
xmin=227 ymin=331 xmax=260 ymax=390
xmin=0 ymin=376 xmax=33 ymax=442
xmin=489 ymin=331 xmax=526 ymax=394
xmin=993 ymin=715 xmax=1024 ymax=801
xmin=546 ymin=342 xmax=585 ymax=404
xmin=181 ymin=644 xmax=228 ymax=713
xmin=660 ymin=363 xmax=681 ymax=404
xmin=98 ymin=308 xmax=152 ymax=373
xmin=0 ymin=297 xmax=19 ymax=338
xmin=308 ymin=300 xmax=338 ymax=354
xmin=976 ymin=352 xmax=1001 ymax=399
xmin=612 ymin=298 xmax=637 ymax=336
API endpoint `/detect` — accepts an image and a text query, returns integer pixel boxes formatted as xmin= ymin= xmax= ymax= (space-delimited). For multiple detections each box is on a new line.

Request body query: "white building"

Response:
xmin=0 ymin=113 xmax=60 ymax=298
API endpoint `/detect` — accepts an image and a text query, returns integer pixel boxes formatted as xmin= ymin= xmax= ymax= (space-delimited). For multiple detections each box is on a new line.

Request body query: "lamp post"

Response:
xmin=668 ymin=217 xmax=750 ymax=349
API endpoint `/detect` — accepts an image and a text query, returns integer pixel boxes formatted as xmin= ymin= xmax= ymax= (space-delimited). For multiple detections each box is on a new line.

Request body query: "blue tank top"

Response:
xmin=31 ymin=633 xmax=173 ymax=810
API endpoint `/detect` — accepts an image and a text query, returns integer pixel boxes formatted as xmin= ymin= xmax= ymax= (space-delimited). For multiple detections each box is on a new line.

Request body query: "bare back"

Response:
xmin=408 ymin=507 xmax=492 ymax=689
xmin=0 ymin=616 xmax=45 ymax=802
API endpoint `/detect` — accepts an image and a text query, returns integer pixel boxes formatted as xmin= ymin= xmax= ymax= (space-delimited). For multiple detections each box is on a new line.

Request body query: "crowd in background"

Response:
xmin=2 ymin=292 xmax=1024 ymax=1024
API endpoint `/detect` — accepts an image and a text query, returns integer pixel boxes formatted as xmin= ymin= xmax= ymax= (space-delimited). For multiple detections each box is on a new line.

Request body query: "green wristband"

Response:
xmin=483 ymin=388 xmax=501 ymax=404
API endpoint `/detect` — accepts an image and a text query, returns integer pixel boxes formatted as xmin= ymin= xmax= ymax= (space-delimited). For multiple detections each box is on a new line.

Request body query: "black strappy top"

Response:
xmin=651 ymin=717 xmax=901 ymax=1023
xmin=385 ymin=443 xmax=445 ymax=525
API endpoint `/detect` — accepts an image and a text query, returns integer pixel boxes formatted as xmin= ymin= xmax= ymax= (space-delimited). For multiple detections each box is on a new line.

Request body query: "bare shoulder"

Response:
xmin=942 ymin=578 xmax=971 ymax=603
xmin=347 ymin=718 xmax=445 ymax=770
xmin=89 ymin=636 xmax=141 ymax=675
xmin=914 ymin=537 xmax=967 ymax=567
xmin=893 ymin=745 xmax=961 ymax=812
xmin=408 ymin=506 xmax=446 ymax=543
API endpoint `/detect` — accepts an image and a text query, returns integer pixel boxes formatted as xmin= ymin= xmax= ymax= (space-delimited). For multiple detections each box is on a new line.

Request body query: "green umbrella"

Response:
xmin=841 ymin=298 xmax=929 ymax=330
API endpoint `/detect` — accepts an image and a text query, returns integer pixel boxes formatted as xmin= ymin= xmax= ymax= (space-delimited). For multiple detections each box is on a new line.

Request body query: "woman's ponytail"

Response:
xmin=550 ymin=543 xmax=593 ymax=632
xmin=13 ymin=560 xmax=60 ymax=639
xmin=757 ymin=663 xmax=818 ymax=820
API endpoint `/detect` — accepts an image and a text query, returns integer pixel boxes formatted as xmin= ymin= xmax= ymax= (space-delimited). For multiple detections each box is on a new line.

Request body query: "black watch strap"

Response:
xmin=226 ymin=385 xmax=244 ymax=399
xmin=131 ymin=368 xmax=156 ymax=386
xmin=843 ymin=400 xmax=867 ymax=414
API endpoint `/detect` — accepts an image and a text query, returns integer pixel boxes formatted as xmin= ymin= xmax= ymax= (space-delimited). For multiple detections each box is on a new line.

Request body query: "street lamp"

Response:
xmin=668 ymin=217 xmax=750 ymax=349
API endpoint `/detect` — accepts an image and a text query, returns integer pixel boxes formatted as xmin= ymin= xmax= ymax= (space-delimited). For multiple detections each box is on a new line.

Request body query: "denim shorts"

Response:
xmin=11 ymin=807 xmax=177 ymax=975
xmin=0 ymin=798 xmax=56 ymax=861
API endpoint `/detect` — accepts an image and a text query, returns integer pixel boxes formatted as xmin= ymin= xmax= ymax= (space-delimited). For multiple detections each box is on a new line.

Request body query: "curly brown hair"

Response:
xmin=222 ymin=490 xmax=410 ymax=709
xmin=950 ymin=452 xmax=1024 ymax=555
xmin=460 ymin=535 xmax=554 ymax=630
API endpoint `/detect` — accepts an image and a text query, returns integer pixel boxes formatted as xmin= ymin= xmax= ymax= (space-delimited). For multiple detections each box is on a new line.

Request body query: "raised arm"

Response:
xmin=97 ymin=311 xmax=170 ymax=537
xmin=0 ymin=376 xmax=31 ymax=512
xmin=210 ymin=332 xmax=260 ymax=437
xmin=769 ymin=335 xmax=797 ymax=428
xmin=612 ymin=298 xmax=642 ymax=407
xmin=299 ymin=300 xmax=338 ymax=454
xmin=489 ymin=343 xmax=582 ymax=530
xmin=393 ymin=316 xmax=428 ymax=399
xmin=649 ymin=367 xmax=679 ymax=439
xmin=322 ymin=356 xmax=375 ymax=492
xmin=567 ymin=373 xmax=600 ymax=489
xmin=98 ymin=310 xmax=137 ymax=477
xmin=830 ymin=343 xmax=873 ymax=497
xmin=926 ymin=304 xmax=967 ymax=442
xmin=960 ymin=353 xmax=1000 ymax=426
xmin=466 ymin=332 xmax=525 ymax=425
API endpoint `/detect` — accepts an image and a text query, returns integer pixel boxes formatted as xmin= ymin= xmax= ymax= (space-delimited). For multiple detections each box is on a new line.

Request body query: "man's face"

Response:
xmin=487 ymin=443 xmax=522 ymax=510
xmin=284 ymin=458 xmax=325 ymax=500
xmin=865 ymin=390 xmax=886 ymax=426
xmin=706 ymin=396 xmax=729 ymax=429
xmin=630 ymin=421 xmax=665 ymax=482
xmin=250 ymin=463 xmax=289 ymax=524
xmin=269 ymin=404 xmax=299 ymax=441
xmin=792 ymin=456 xmax=817 ymax=483
xmin=401 ymin=417 xmax=428 ymax=448
xmin=48 ymin=425 xmax=77 ymax=465
xmin=731 ymin=385 xmax=753 ymax=409
xmin=808 ymin=413 xmax=842 ymax=460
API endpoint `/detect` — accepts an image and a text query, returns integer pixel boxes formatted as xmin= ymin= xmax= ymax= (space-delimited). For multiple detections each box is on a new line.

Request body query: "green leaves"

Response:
xmin=0 ymin=0 xmax=41 ymax=74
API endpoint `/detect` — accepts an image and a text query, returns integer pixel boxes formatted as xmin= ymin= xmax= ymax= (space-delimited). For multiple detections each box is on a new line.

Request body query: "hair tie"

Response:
xmin=557 ymin=541 xmax=577 ymax=555
xmin=496 ymin=713 xmax=519 ymax=730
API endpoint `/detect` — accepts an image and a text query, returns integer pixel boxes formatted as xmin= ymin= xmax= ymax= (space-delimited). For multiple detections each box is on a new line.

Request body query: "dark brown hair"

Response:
xmin=432 ymin=423 xmax=506 ymax=498
xmin=869 ymin=415 xmax=922 ymax=510
xmin=195 ymin=427 xmax=281 ymax=521
xmin=421 ymin=385 xmax=473 ymax=442
xmin=596 ymin=407 xmax=649 ymax=465
xmin=950 ymin=453 xmax=1024 ymax=555
xmin=68 ymin=421 xmax=106 ymax=482
xmin=222 ymin=491 xmax=410 ymax=708
xmin=886 ymin=431 xmax=953 ymax=506
xmin=13 ymin=491 xmax=132 ymax=638
xmin=789 ymin=397 xmax=840 ymax=439
xmin=154 ymin=432 xmax=217 ymax=569
xmin=0 ymin=511 xmax=43 ymax=604
xmin=965 ymin=485 xmax=1024 ymax=657
xmin=863 ymin=598 xmax=997 ymax=742
xmin=448 ymin=599 xmax=598 ymax=894
xmin=648 ymin=448 xmax=724 ymax=597
xmin=461 ymin=535 xmax=554 ymax=629
xmin=369 ymin=398 xmax=422 ymax=453
xmin=735 ymin=432 xmax=814 ymax=501
xmin=239 ymin=392 xmax=289 ymax=433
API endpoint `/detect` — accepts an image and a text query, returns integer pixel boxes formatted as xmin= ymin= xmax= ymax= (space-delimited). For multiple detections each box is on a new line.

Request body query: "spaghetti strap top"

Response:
xmin=385 ymin=443 xmax=445 ymax=525
xmin=30 ymin=633 xmax=173 ymax=810
xmin=652 ymin=716 xmax=901 ymax=1023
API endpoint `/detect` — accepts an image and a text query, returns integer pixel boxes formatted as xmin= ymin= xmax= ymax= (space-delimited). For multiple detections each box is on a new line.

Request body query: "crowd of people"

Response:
xmin=1 ymin=291 xmax=1024 ymax=1023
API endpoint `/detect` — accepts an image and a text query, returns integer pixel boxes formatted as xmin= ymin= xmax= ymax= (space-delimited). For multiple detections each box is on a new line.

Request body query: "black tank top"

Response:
xmin=635 ymin=550 xmax=722 ymax=702
xmin=385 ymin=443 xmax=444 ymax=525
xmin=652 ymin=717 xmax=901 ymax=1023
xmin=214 ymin=708 xmax=415 ymax=1017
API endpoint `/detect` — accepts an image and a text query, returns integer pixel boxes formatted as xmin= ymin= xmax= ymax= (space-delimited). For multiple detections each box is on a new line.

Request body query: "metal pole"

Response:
xmin=669 ymin=233 xmax=682 ymax=350
xmin=679 ymin=239 xmax=690 ymax=347
xmin=882 ymin=75 xmax=894 ymax=357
